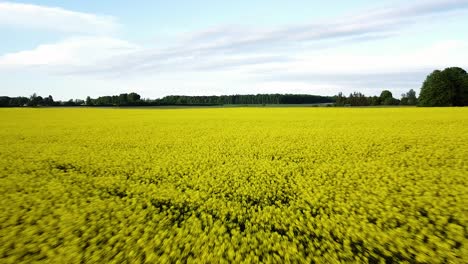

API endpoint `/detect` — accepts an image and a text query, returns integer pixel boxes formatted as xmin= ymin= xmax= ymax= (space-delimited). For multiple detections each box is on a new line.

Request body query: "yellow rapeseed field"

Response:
xmin=0 ymin=107 xmax=467 ymax=263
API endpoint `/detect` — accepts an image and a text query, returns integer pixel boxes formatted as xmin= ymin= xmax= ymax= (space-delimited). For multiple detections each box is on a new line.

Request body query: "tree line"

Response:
xmin=87 ymin=93 xmax=335 ymax=106
xmin=0 ymin=93 xmax=335 ymax=107
xmin=333 ymin=67 xmax=466 ymax=107
xmin=1 ymin=67 xmax=466 ymax=107
xmin=156 ymin=94 xmax=334 ymax=105
xmin=334 ymin=89 xmax=417 ymax=106
xmin=0 ymin=94 xmax=86 ymax=107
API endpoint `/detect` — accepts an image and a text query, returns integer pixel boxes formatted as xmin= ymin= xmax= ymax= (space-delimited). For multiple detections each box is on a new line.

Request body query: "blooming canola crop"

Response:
xmin=0 ymin=107 xmax=467 ymax=263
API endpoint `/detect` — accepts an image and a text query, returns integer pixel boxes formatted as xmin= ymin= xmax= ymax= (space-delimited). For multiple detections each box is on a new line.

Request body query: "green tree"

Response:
xmin=334 ymin=92 xmax=346 ymax=106
xmin=0 ymin=97 xmax=10 ymax=107
xmin=400 ymin=95 xmax=408 ymax=105
xmin=380 ymin=90 xmax=394 ymax=105
xmin=118 ymin=93 xmax=129 ymax=105
xmin=128 ymin=93 xmax=141 ymax=104
xmin=86 ymin=96 xmax=93 ymax=106
xmin=28 ymin=93 xmax=38 ymax=106
xmin=406 ymin=89 xmax=417 ymax=105
xmin=400 ymin=89 xmax=417 ymax=105
xmin=369 ymin=96 xmax=381 ymax=106
xmin=43 ymin=95 xmax=54 ymax=106
xmin=28 ymin=93 xmax=44 ymax=106
xmin=419 ymin=67 xmax=468 ymax=106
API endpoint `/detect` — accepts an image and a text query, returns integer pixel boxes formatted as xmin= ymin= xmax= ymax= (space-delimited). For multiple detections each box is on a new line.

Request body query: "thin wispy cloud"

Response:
xmin=60 ymin=0 xmax=468 ymax=77
xmin=0 ymin=2 xmax=118 ymax=34
xmin=180 ymin=0 xmax=468 ymax=52
xmin=0 ymin=0 xmax=467 ymax=99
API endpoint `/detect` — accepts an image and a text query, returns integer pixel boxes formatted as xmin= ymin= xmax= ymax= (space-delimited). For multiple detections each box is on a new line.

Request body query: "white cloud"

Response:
xmin=1 ymin=0 xmax=467 ymax=98
xmin=176 ymin=0 xmax=468 ymax=54
xmin=0 ymin=36 xmax=139 ymax=68
xmin=264 ymin=40 xmax=468 ymax=75
xmin=2 ymin=0 xmax=467 ymax=76
xmin=54 ymin=0 xmax=468 ymax=78
xmin=246 ymin=40 xmax=468 ymax=94
xmin=0 ymin=2 xmax=118 ymax=33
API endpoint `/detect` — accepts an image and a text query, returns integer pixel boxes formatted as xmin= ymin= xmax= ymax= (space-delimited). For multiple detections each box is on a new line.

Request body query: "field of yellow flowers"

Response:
xmin=0 ymin=107 xmax=467 ymax=263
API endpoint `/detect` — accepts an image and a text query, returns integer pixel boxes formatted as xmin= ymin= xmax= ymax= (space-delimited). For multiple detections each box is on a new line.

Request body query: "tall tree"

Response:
xmin=86 ymin=96 xmax=93 ymax=106
xmin=43 ymin=95 xmax=54 ymax=106
xmin=335 ymin=92 xmax=346 ymax=106
xmin=400 ymin=89 xmax=417 ymax=105
xmin=28 ymin=93 xmax=38 ymax=106
xmin=380 ymin=90 xmax=394 ymax=105
xmin=406 ymin=89 xmax=417 ymax=105
xmin=118 ymin=93 xmax=129 ymax=105
xmin=419 ymin=67 xmax=468 ymax=106
xmin=128 ymin=93 xmax=141 ymax=104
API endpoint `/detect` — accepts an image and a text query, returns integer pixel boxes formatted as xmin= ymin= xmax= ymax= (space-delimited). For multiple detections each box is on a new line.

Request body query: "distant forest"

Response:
xmin=0 ymin=93 xmax=335 ymax=107
xmin=1 ymin=67 xmax=467 ymax=107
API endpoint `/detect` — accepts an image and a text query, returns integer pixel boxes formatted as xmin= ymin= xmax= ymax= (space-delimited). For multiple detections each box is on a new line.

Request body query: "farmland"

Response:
xmin=0 ymin=107 xmax=467 ymax=263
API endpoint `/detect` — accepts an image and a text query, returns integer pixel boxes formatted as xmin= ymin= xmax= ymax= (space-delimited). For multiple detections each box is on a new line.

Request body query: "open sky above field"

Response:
xmin=1 ymin=0 xmax=468 ymax=100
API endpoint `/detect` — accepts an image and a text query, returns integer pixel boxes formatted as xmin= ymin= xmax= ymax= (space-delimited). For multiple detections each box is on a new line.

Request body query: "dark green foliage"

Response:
xmin=334 ymin=91 xmax=400 ymax=106
xmin=0 ymin=94 xmax=56 ymax=107
xmin=380 ymin=90 xmax=393 ymax=103
xmin=0 ymin=96 xmax=11 ymax=107
xmin=86 ymin=96 xmax=93 ymax=106
xmin=127 ymin=92 xmax=141 ymax=103
xmin=419 ymin=67 xmax=468 ymax=106
xmin=84 ymin=93 xmax=333 ymax=106
xmin=6 ymin=96 xmax=29 ymax=107
xmin=63 ymin=99 xmax=84 ymax=106
xmin=43 ymin=95 xmax=55 ymax=106
xmin=347 ymin=92 xmax=370 ymax=106
xmin=156 ymin=94 xmax=334 ymax=105
xmin=27 ymin=93 xmax=43 ymax=106
xmin=334 ymin=92 xmax=347 ymax=106
xmin=406 ymin=89 xmax=417 ymax=105
xmin=1 ymin=93 xmax=334 ymax=107
xmin=369 ymin=96 xmax=381 ymax=106
xmin=380 ymin=90 xmax=399 ymax=105
xmin=88 ymin=93 xmax=146 ymax=106
xmin=401 ymin=89 xmax=418 ymax=105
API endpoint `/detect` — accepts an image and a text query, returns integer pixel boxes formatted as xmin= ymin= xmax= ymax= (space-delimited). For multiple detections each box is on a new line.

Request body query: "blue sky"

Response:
xmin=1 ymin=0 xmax=468 ymax=100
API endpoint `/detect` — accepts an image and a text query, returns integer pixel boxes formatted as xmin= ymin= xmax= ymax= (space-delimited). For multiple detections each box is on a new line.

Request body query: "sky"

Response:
xmin=1 ymin=0 xmax=468 ymax=100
